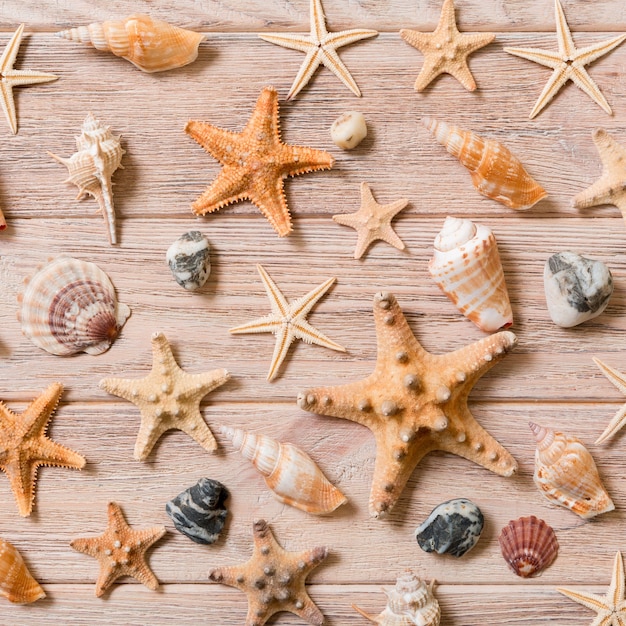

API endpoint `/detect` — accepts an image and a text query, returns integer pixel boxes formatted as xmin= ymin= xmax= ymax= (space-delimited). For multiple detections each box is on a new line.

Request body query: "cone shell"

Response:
xmin=18 ymin=256 xmax=131 ymax=356
xmin=498 ymin=516 xmax=558 ymax=578
xmin=57 ymin=14 xmax=205 ymax=73
xmin=0 ymin=539 xmax=45 ymax=604
xmin=219 ymin=426 xmax=347 ymax=515
xmin=530 ymin=422 xmax=614 ymax=519
xmin=429 ymin=216 xmax=513 ymax=332
xmin=423 ymin=117 xmax=547 ymax=210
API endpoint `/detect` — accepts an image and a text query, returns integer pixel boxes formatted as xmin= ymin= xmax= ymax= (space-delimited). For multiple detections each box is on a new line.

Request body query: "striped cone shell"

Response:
xmin=0 ymin=539 xmax=45 ymax=604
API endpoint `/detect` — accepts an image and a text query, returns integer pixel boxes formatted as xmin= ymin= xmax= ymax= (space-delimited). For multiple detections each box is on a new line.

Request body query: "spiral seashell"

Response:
xmin=428 ymin=216 xmax=513 ymax=332
xmin=57 ymin=14 xmax=205 ymax=73
xmin=530 ymin=422 xmax=614 ymax=519
xmin=18 ymin=256 xmax=131 ymax=356
xmin=0 ymin=538 xmax=45 ymax=604
xmin=498 ymin=515 xmax=558 ymax=578
xmin=219 ymin=426 xmax=347 ymax=515
xmin=423 ymin=117 xmax=547 ymax=210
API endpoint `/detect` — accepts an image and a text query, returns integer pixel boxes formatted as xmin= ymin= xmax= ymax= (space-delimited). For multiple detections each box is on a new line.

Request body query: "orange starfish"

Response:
xmin=0 ymin=382 xmax=85 ymax=517
xmin=185 ymin=86 xmax=334 ymax=237
xmin=70 ymin=502 xmax=166 ymax=597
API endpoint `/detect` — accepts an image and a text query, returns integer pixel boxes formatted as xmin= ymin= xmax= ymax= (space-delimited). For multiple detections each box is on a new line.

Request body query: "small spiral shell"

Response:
xmin=0 ymin=539 xmax=45 ymax=604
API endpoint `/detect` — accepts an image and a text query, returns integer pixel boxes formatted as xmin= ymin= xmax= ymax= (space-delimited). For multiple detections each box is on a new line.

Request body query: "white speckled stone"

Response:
xmin=166 ymin=231 xmax=211 ymax=291
xmin=330 ymin=111 xmax=367 ymax=149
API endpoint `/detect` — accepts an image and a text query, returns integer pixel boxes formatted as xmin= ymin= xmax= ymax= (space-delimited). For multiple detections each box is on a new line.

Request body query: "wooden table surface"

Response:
xmin=2 ymin=0 xmax=626 ymax=624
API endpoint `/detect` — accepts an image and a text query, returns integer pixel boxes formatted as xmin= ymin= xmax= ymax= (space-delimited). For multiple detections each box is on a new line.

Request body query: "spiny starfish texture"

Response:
xmin=400 ymin=0 xmax=494 ymax=92
xmin=185 ymin=86 xmax=333 ymax=237
xmin=593 ymin=357 xmax=626 ymax=444
xmin=70 ymin=502 xmax=166 ymax=597
xmin=208 ymin=519 xmax=328 ymax=626
xmin=504 ymin=0 xmax=626 ymax=119
xmin=297 ymin=292 xmax=518 ymax=518
xmin=230 ymin=264 xmax=345 ymax=381
xmin=99 ymin=332 xmax=230 ymax=461
xmin=259 ymin=0 xmax=377 ymax=99
xmin=0 ymin=382 xmax=85 ymax=517
xmin=332 ymin=182 xmax=408 ymax=259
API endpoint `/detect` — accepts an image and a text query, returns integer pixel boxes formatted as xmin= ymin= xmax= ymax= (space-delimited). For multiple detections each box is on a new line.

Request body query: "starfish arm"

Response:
xmin=293 ymin=319 xmax=345 ymax=352
xmin=554 ymin=0 xmax=576 ymax=57
xmin=310 ymin=0 xmax=328 ymax=41
xmin=290 ymin=276 xmax=337 ymax=318
xmin=258 ymin=33 xmax=316 ymax=54
xmin=593 ymin=359 xmax=626 ymax=443
xmin=32 ymin=438 xmax=86 ymax=469
xmin=594 ymin=357 xmax=626 ymax=394
xmin=445 ymin=58 xmax=479 ymax=91
xmin=575 ymin=34 xmax=626 ymax=66
xmin=594 ymin=129 xmax=626 ymax=174
xmin=229 ymin=314 xmax=283 ymax=335
xmin=286 ymin=48 xmax=323 ymax=100
xmin=3 ymin=458 xmax=39 ymax=516
xmin=256 ymin=264 xmax=289 ymax=315
xmin=99 ymin=376 xmax=146 ymax=404
xmin=69 ymin=536 xmax=102 ymax=558
xmin=412 ymin=56 xmax=448 ymax=91
xmin=319 ymin=47 xmax=362 ymax=96
xmin=4 ymin=69 xmax=58 ymax=87
xmin=185 ymin=121 xmax=248 ymax=167
xmin=174 ymin=414 xmax=218 ymax=452
xmin=573 ymin=173 xmax=617 ymax=209
xmin=190 ymin=166 xmax=252 ymax=217
xmin=332 ymin=211 xmax=362 ymax=229
xmin=557 ymin=586 xmax=613 ymax=612
xmin=399 ymin=29 xmax=432 ymax=55
xmin=248 ymin=174 xmax=293 ymax=237
xmin=267 ymin=323 xmax=294 ymax=381
xmin=438 ymin=0 xmax=459 ymax=32
xmin=175 ymin=369 xmax=231 ymax=401
xmin=277 ymin=142 xmax=334 ymax=178
xmin=324 ymin=28 xmax=378 ymax=48
xmin=128 ymin=560 xmax=160 ymax=591
xmin=570 ymin=66 xmax=612 ymax=115
xmin=352 ymin=228 xmax=380 ymax=259
xmin=609 ymin=552 xmax=625 ymax=609
xmin=380 ymin=198 xmax=409 ymax=221
xmin=22 ymin=383 xmax=64 ymax=435
xmin=94 ymin=564 xmax=120 ymax=597
xmin=503 ymin=46 xmax=563 ymax=70
xmin=292 ymin=593 xmax=325 ymax=625
xmin=134 ymin=417 xmax=171 ymax=461
xmin=0 ymin=25 xmax=24 ymax=73
xmin=527 ymin=66 xmax=569 ymax=119
xmin=374 ymin=223 xmax=406 ymax=252
xmin=459 ymin=32 xmax=497 ymax=56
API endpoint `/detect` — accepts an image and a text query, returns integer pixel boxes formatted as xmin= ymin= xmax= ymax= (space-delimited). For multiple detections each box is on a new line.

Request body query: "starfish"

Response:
xmin=209 ymin=519 xmax=328 ymax=626
xmin=297 ymin=292 xmax=518 ymax=518
xmin=258 ymin=0 xmax=377 ymax=100
xmin=332 ymin=182 xmax=408 ymax=259
xmin=99 ymin=332 xmax=230 ymax=461
xmin=230 ymin=264 xmax=345 ymax=381
xmin=70 ymin=502 xmax=166 ymax=597
xmin=558 ymin=551 xmax=626 ymax=625
xmin=0 ymin=24 xmax=58 ymax=134
xmin=592 ymin=357 xmax=626 ymax=444
xmin=400 ymin=0 xmax=494 ymax=92
xmin=185 ymin=86 xmax=333 ymax=237
xmin=504 ymin=0 xmax=626 ymax=119
xmin=0 ymin=382 xmax=85 ymax=517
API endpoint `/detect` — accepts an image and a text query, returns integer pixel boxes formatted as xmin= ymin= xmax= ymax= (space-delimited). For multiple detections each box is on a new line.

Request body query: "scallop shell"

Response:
xmin=428 ymin=216 xmax=513 ymax=332
xmin=0 ymin=538 xmax=45 ymax=604
xmin=48 ymin=112 xmax=124 ymax=245
xmin=219 ymin=426 xmax=347 ymax=515
xmin=18 ymin=256 xmax=131 ymax=356
xmin=498 ymin=515 xmax=558 ymax=578
xmin=530 ymin=422 xmax=614 ymax=519
xmin=57 ymin=14 xmax=205 ymax=73
xmin=423 ymin=117 xmax=547 ymax=210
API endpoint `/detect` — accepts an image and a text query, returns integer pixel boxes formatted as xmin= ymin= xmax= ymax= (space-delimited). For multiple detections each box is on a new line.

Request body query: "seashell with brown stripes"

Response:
xmin=423 ymin=117 xmax=547 ymax=210
xmin=428 ymin=216 xmax=513 ymax=332
xmin=0 ymin=538 xmax=45 ymax=604
xmin=219 ymin=425 xmax=347 ymax=515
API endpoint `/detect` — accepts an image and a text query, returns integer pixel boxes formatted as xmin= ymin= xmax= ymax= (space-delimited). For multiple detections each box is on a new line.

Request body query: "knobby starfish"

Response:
xmin=70 ymin=502 xmax=166 ymax=597
xmin=0 ymin=24 xmax=58 ymax=134
xmin=230 ymin=264 xmax=345 ymax=381
xmin=297 ymin=292 xmax=518 ymax=518
xmin=209 ymin=519 xmax=328 ymax=626
xmin=332 ymin=182 xmax=408 ymax=259
xmin=593 ymin=357 xmax=626 ymax=444
xmin=558 ymin=551 xmax=626 ymax=626
xmin=99 ymin=332 xmax=230 ymax=461
xmin=400 ymin=0 xmax=494 ymax=91
xmin=185 ymin=86 xmax=333 ymax=237
xmin=259 ymin=0 xmax=377 ymax=99
xmin=504 ymin=0 xmax=626 ymax=119
xmin=0 ymin=382 xmax=85 ymax=517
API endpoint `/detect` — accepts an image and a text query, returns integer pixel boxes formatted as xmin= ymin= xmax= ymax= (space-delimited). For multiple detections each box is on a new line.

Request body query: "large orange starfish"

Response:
xmin=185 ymin=86 xmax=334 ymax=237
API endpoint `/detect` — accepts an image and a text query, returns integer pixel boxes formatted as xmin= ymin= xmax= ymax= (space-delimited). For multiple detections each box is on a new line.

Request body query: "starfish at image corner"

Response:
xmin=592 ymin=357 xmax=626 ymax=444
xmin=185 ymin=86 xmax=333 ymax=237
xmin=504 ymin=0 xmax=626 ymax=118
xmin=297 ymin=292 xmax=518 ymax=518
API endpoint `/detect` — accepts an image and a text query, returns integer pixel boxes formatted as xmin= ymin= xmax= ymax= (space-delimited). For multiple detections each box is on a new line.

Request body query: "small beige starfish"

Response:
xmin=0 ymin=24 xmax=58 ymax=134
xmin=593 ymin=357 xmax=626 ymax=444
xmin=230 ymin=264 xmax=345 ymax=381
xmin=400 ymin=0 xmax=494 ymax=91
xmin=333 ymin=182 xmax=408 ymax=259
xmin=558 ymin=551 xmax=626 ymax=625
xmin=504 ymin=0 xmax=626 ymax=119
xmin=259 ymin=0 xmax=378 ymax=99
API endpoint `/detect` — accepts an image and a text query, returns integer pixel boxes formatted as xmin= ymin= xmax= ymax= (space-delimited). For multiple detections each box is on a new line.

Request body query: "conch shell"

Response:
xmin=530 ymin=422 xmax=614 ymax=519
xmin=0 ymin=538 xmax=45 ymax=604
xmin=219 ymin=426 xmax=347 ymax=515
xmin=57 ymin=14 xmax=205 ymax=73
xmin=428 ymin=216 xmax=513 ymax=332
xmin=423 ymin=117 xmax=547 ymax=210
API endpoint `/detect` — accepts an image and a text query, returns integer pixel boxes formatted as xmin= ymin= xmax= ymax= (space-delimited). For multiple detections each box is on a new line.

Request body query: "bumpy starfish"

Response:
xmin=0 ymin=382 xmax=85 ymax=517
xmin=0 ymin=24 xmax=58 ymax=134
xmin=230 ymin=264 xmax=345 ymax=381
xmin=504 ymin=0 xmax=626 ymax=119
xmin=209 ymin=519 xmax=328 ymax=626
xmin=592 ymin=357 xmax=626 ymax=444
xmin=333 ymin=182 xmax=408 ymax=259
xmin=297 ymin=292 xmax=518 ymax=518
xmin=558 ymin=551 xmax=626 ymax=625
xmin=99 ymin=332 xmax=230 ymax=461
xmin=70 ymin=502 xmax=166 ymax=597
xmin=400 ymin=0 xmax=494 ymax=91
xmin=185 ymin=86 xmax=333 ymax=237
xmin=259 ymin=0 xmax=377 ymax=99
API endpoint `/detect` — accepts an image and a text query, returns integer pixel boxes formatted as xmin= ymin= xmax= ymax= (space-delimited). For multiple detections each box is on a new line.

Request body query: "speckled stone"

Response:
xmin=166 ymin=231 xmax=211 ymax=291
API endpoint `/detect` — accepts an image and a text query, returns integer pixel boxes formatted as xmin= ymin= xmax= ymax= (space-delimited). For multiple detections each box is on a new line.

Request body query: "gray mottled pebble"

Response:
xmin=415 ymin=498 xmax=484 ymax=558
xmin=166 ymin=231 xmax=211 ymax=291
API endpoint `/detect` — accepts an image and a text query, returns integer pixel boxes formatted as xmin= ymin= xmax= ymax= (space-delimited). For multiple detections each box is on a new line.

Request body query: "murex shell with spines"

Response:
xmin=18 ymin=256 xmax=130 ymax=356
xmin=0 ymin=538 xmax=45 ymax=604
